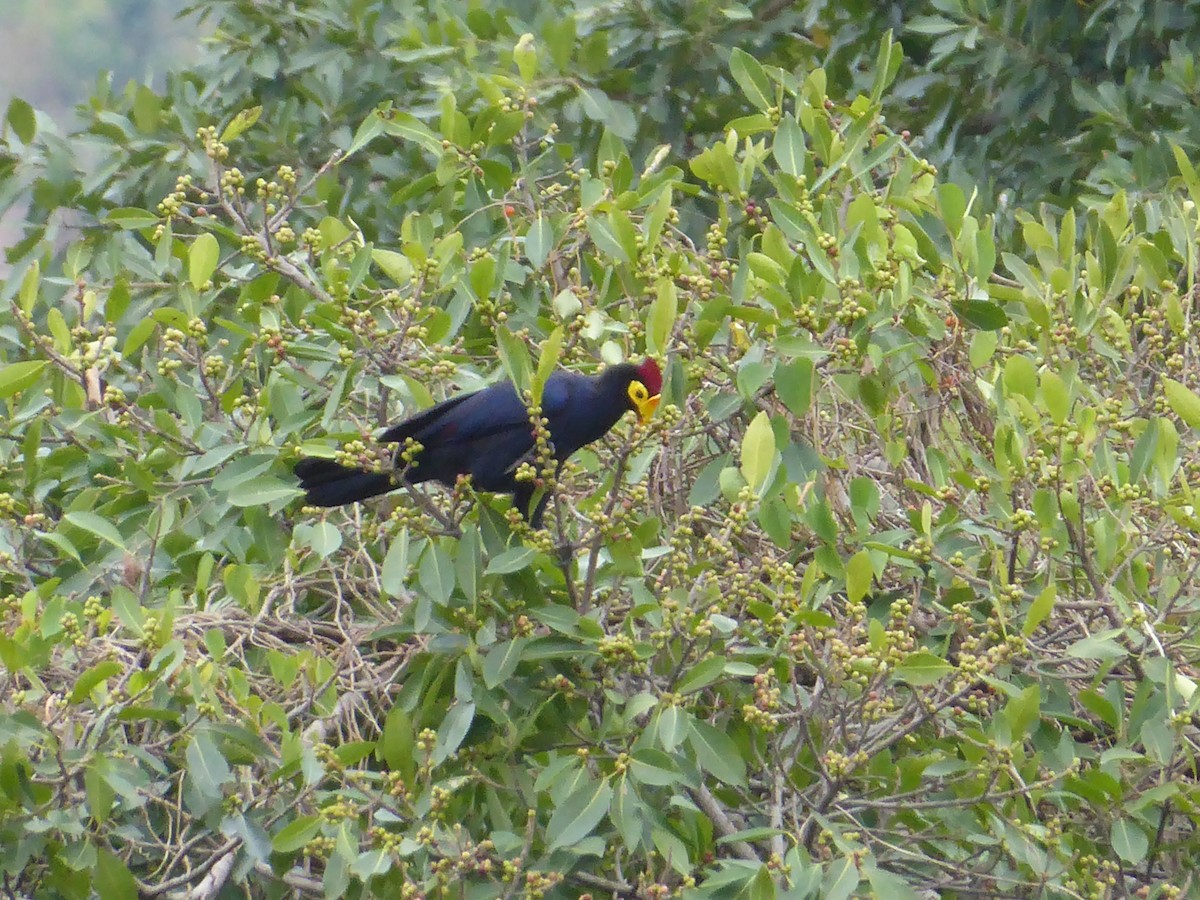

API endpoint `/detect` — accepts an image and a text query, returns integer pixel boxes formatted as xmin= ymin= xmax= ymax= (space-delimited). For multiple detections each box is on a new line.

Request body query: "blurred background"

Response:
xmin=0 ymin=0 xmax=194 ymax=256
xmin=0 ymin=0 xmax=194 ymax=122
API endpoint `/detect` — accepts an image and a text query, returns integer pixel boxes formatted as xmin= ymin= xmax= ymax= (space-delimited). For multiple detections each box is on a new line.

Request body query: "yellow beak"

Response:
xmin=635 ymin=393 xmax=661 ymax=425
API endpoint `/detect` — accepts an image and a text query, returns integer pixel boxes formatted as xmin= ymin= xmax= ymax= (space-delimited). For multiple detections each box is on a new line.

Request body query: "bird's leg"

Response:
xmin=547 ymin=460 xmax=582 ymax=606
xmin=549 ymin=460 xmax=575 ymax=557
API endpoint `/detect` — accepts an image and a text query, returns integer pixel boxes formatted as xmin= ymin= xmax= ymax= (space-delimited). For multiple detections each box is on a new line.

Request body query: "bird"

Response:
xmin=294 ymin=359 xmax=662 ymax=526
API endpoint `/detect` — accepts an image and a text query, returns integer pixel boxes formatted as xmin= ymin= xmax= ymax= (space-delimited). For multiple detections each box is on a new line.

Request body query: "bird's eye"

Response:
xmin=632 ymin=383 xmax=646 ymax=400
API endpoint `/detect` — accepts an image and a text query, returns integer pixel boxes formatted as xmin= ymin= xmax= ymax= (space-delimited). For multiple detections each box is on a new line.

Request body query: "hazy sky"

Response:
xmin=0 ymin=0 xmax=194 ymax=122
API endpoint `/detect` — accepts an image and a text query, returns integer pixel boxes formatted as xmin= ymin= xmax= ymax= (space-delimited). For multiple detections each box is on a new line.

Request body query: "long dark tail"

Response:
xmin=294 ymin=458 xmax=394 ymax=507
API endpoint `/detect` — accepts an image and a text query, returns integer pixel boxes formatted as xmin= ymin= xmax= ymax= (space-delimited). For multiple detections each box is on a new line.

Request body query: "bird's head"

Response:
xmin=625 ymin=358 xmax=662 ymax=425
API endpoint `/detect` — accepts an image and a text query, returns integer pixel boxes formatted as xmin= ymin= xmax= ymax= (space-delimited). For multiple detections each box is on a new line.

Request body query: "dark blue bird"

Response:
xmin=294 ymin=360 xmax=662 ymax=526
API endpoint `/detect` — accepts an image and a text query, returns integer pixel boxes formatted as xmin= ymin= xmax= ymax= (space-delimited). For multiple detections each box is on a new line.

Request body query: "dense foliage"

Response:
xmin=11 ymin=0 xmax=1200 ymax=260
xmin=4 ymin=1 xmax=1200 ymax=898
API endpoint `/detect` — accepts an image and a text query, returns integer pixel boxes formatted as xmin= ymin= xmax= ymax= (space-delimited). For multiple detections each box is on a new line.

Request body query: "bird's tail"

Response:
xmin=294 ymin=458 xmax=394 ymax=507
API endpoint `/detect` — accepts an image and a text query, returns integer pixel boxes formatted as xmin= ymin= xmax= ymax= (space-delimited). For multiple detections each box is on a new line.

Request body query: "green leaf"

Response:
xmin=747 ymin=252 xmax=786 ymax=284
xmin=687 ymin=719 xmax=747 ymax=786
xmin=18 ymin=261 xmax=39 ymax=315
xmin=220 ymin=105 xmax=262 ymax=143
xmin=870 ymin=31 xmax=901 ymax=101
xmin=345 ymin=108 xmax=387 ymax=158
xmin=648 ymin=279 xmax=677 ymax=355
xmin=547 ymin=778 xmax=613 ymax=850
xmin=213 ymin=453 xmax=274 ymax=490
xmin=586 ymin=215 xmax=632 ymax=263
xmin=69 ymin=661 xmax=122 ymax=703
xmin=773 ymin=116 xmax=805 ymax=176
xmin=6 ymin=97 xmax=35 ymax=143
xmin=717 ymin=827 xmax=787 ymax=846
xmin=513 ymin=33 xmax=538 ymax=82
xmin=351 ymin=849 xmax=392 ymax=879
xmin=483 ymin=638 xmax=527 ymax=688
xmin=532 ymin=604 xmax=581 ymax=635
xmin=690 ymin=142 xmax=741 ymax=194
xmin=105 ymin=207 xmax=160 ymax=229
xmin=123 ymin=317 xmax=158 ymax=357
xmin=189 ymin=233 xmax=220 ymax=291
xmin=226 ymin=478 xmax=301 ymax=507
xmin=419 ymin=544 xmax=455 ymax=605
xmin=272 ymin=815 xmax=322 ymax=853
xmin=47 ymin=307 xmax=70 ymax=350
xmin=578 ymin=87 xmax=636 ymax=139
xmin=644 ymin=183 xmax=673 ymax=247
xmin=381 ymin=530 xmax=410 ymax=599
xmin=533 ymin=326 xmax=564 ymax=406
xmin=736 ymin=865 xmax=776 ymax=900
xmin=729 ymin=48 xmax=773 ymax=110
xmin=609 ymin=777 xmax=646 ymax=848
xmin=758 ymin=495 xmax=792 ymax=547
xmin=485 ymin=546 xmax=537 ymax=575
xmin=456 ymin=526 xmax=480 ymax=602
xmin=776 ymin=358 xmax=814 ymax=416
xmin=656 ymin=704 xmax=686 ymax=751
xmin=845 ymin=550 xmax=873 ymax=604
xmin=433 ymin=702 xmax=475 ymax=764
xmin=495 ymin=325 xmax=533 ymax=397
xmin=1002 ymin=684 xmax=1040 ymax=740
xmin=553 ymin=289 xmax=582 ymax=319
xmin=380 ymin=702 xmax=415 ymax=780
xmin=84 ymin=760 xmax=114 ymax=823
xmin=822 ymin=856 xmax=861 ymax=900
xmin=953 ymin=299 xmax=1008 ymax=330
xmin=1111 ymin=818 xmax=1149 ymax=864
xmin=939 ymin=183 xmax=967 ymax=237
xmin=0 ymin=360 xmax=48 ymax=399
xmin=133 ymin=90 xmax=161 ymax=132
xmin=740 ymin=411 xmax=775 ymax=491
xmin=185 ymin=732 xmax=232 ymax=800
xmin=373 ymin=248 xmax=413 ymax=283
xmin=525 ymin=215 xmax=553 ymax=269
xmin=968 ymin=330 xmax=997 ymax=368
xmin=95 ymin=850 xmax=138 ymax=900
xmin=893 ymin=651 xmax=953 ymax=686
xmin=675 ymin=655 xmax=726 ymax=694
xmin=1040 ymin=370 xmax=1069 ymax=424
xmin=1066 ymin=631 xmax=1127 ymax=661
xmin=1163 ymin=378 xmax=1200 ymax=428
xmin=1023 ymin=585 xmax=1056 ymax=636
xmin=653 ymin=826 xmax=692 ymax=875
xmin=1003 ymin=355 xmax=1037 ymax=401
xmin=299 ymin=521 xmax=342 ymax=558
xmin=380 ymin=112 xmax=443 ymax=153
xmin=63 ymin=510 xmax=126 ymax=550
xmin=1173 ymin=144 xmax=1200 ymax=210
xmin=865 ymin=864 xmax=921 ymax=900
xmin=629 ymin=749 xmax=681 ymax=787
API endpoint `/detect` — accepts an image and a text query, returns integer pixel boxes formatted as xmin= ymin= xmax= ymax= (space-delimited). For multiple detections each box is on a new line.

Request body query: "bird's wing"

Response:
xmin=381 ymin=375 xmax=572 ymax=445
xmin=540 ymin=372 xmax=571 ymax=414
xmin=379 ymin=392 xmax=475 ymax=444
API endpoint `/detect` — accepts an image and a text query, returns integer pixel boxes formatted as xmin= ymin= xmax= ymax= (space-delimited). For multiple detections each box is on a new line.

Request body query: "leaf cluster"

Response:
xmin=2 ymin=5 xmax=1200 ymax=900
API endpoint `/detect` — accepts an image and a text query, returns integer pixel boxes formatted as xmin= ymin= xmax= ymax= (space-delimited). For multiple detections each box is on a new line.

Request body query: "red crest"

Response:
xmin=636 ymin=358 xmax=663 ymax=395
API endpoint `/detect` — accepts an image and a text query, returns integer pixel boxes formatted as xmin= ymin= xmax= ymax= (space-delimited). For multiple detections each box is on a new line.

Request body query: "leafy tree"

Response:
xmin=3 ymin=2 xmax=1200 ymax=898
xmin=897 ymin=0 xmax=1200 ymax=208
